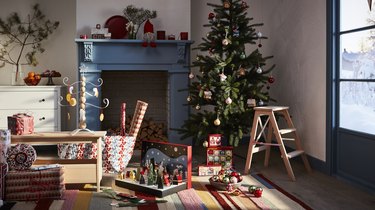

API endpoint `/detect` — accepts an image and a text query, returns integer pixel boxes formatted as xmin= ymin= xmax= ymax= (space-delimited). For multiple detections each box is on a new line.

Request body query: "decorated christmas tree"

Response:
xmin=179 ymin=0 xmax=275 ymax=147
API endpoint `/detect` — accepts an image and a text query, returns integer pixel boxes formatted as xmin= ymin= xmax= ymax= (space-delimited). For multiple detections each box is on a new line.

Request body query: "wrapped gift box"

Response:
xmin=208 ymin=134 xmax=222 ymax=147
xmin=5 ymin=166 xmax=65 ymax=201
xmin=206 ymin=146 xmax=233 ymax=169
xmin=0 ymin=163 xmax=7 ymax=201
xmin=7 ymin=113 xmax=34 ymax=135
xmin=198 ymin=165 xmax=222 ymax=176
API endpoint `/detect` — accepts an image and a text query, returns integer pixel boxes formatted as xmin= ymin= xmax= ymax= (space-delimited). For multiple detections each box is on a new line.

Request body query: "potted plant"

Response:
xmin=0 ymin=4 xmax=59 ymax=85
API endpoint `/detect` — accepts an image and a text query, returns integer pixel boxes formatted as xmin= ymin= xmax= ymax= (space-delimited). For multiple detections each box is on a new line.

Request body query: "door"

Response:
xmin=334 ymin=0 xmax=375 ymax=191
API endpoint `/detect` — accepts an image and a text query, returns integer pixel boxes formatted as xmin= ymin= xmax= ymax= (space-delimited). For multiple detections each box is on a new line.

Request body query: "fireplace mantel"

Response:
xmin=76 ymin=39 xmax=193 ymax=144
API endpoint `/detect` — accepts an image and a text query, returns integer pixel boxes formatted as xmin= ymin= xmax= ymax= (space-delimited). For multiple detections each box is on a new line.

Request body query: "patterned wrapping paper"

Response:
xmin=102 ymin=136 xmax=136 ymax=173
xmin=6 ymin=144 xmax=37 ymax=170
xmin=0 ymin=130 xmax=11 ymax=163
xmin=5 ymin=166 xmax=65 ymax=201
xmin=7 ymin=113 xmax=34 ymax=135
xmin=0 ymin=163 xmax=7 ymax=200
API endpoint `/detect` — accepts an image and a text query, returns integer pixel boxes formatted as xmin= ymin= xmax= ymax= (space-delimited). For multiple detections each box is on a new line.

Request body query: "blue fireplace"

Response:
xmin=75 ymin=39 xmax=193 ymax=144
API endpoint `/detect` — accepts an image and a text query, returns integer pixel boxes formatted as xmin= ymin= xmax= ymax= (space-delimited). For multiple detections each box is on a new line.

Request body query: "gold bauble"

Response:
xmin=214 ymin=118 xmax=221 ymax=126
xmin=66 ymin=93 xmax=71 ymax=102
xmin=69 ymin=98 xmax=77 ymax=106
xmin=100 ymin=113 xmax=104 ymax=121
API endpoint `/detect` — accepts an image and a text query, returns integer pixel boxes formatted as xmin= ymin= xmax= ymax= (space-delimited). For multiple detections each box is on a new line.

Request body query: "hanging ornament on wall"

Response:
xmin=237 ymin=67 xmax=246 ymax=76
xmin=188 ymin=72 xmax=195 ymax=79
xmin=187 ymin=95 xmax=192 ymax=102
xmin=225 ymin=97 xmax=232 ymax=105
xmin=247 ymin=98 xmax=256 ymax=107
xmin=223 ymin=1 xmax=231 ymax=9
xmin=240 ymin=52 xmax=246 ymax=59
xmin=219 ymin=72 xmax=227 ymax=82
xmin=268 ymin=75 xmax=275 ymax=83
xmin=256 ymin=66 xmax=263 ymax=74
xmin=204 ymin=90 xmax=212 ymax=100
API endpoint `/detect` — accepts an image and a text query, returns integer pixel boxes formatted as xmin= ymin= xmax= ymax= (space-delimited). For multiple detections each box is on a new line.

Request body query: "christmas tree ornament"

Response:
xmin=196 ymin=56 xmax=200 ymax=60
xmin=69 ymin=98 xmax=77 ymax=106
xmin=219 ymin=72 xmax=227 ymax=82
xmin=208 ymin=12 xmax=215 ymax=19
xmin=267 ymin=85 xmax=270 ymax=90
xmin=256 ymin=66 xmax=263 ymax=74
xmin=240 ymin=52 xmax=246 ymax=59
xmin=189 ymin=72 xmax=195 ymax=79
xmin=195 ymin=104 xmax=201 ymax=110
xmin=222 ymin=38 xmax=230 ymax=46
xmin=203 ymin=141 xmax=208 ymax=147
xmin=242 ymin=1 xmax=249 ymax=9
xmin=258 ymin=100 xmax=264 ymax=106
xmin=254 ymin=187 xmax=263 ymax=197
xmin=247 ymin=98 xmax=256 ymax=107
xmin=248 ymin=185 xmax=257 ymax=194
xmin=204 ymin=90 xmax=212 ymax=100
xmin=257 ymin=31 xmax=263 ymax=38
xmin=233 ymin=27 xmax=240 ymax=37
xmin=237 ymin=67 xmax=246 ymax=76
xmin=66 ymin=93 xmax=72 ymax=102
xmin=187 ymin=95 xmax=192 ymax=102
xmin=99 ymin=110 xmax=104 ymax=121
xmin=225 ymin=97 xmax=232 ymax=105
xmin=223 ymin=1 xmax=231 ymax=9
xmin=93 ymin=87 xmax=99 ymax=97
xmin=258 ymin=43 xmax=263 ymax=48
xmin=214 ymin=118 xmax=221 ymax=126
xmin=268 ymin=75 xmax=275 ymax=83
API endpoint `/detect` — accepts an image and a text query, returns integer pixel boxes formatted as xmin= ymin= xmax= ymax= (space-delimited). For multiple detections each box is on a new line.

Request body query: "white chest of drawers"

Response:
xmin=0 ymin=86 xmax=61 ymax=132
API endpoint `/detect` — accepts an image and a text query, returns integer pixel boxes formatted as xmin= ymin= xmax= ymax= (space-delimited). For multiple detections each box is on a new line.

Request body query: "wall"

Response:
xmin=76 ymin=0 xmax=191 ymax=39
xmin=191 ymin=0 xmax=327 ymax=161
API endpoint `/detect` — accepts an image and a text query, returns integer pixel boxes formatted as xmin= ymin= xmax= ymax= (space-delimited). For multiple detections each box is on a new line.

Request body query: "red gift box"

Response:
xmin=7 ymin=113 xmax=34 ymax=135
xmin=206 ymin=146 xmax=233 ymax=169
xmin=208 ymin=134 xmax=222 ymax=147
xmin=5 ymin=166 xmax=65 ymax=201
xmin=198 ymin=165 xmax=222 ymax=176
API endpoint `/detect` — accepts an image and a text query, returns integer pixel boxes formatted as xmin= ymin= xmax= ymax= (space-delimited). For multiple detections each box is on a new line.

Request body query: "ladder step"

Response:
xmin=286 ymin=150 xmax=304 ymax=158
xmin=282 ymin=137 xmax=295 ymax=141
xmin=279 ymin=128 xmax=296 ymax=134
xmin=256 ymin=142 xmax=280 ymax=146
xmin=253 ymin=145 xmax=267 ymax=153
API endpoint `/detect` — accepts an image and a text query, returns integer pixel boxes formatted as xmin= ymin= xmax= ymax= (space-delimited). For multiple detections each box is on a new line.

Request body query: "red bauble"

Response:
xmin=236 ymin=175 xmax=243 ymax=182
xmin=268 ymin=76 xmax=275 ymax=83
xmin=258 ymin=43 xmax=263 ymax=48
xmin=208 ymin=12 xmax=215 ymax=19
xmin=231 ymin=171 xmax=238 ymax=177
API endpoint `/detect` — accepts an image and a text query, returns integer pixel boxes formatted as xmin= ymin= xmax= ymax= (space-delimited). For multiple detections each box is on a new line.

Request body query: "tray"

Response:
xmin=104 ymin=15 xmax=128 ymax=39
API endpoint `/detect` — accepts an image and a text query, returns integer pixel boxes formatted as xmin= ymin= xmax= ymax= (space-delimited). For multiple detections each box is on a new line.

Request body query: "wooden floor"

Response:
xmin=206 ymin=145 xmax=375 ymax=210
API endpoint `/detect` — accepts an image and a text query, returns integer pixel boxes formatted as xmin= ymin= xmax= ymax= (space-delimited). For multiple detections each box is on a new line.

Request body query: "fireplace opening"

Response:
xmin=101 ymin=71 xmax=168 ymax=145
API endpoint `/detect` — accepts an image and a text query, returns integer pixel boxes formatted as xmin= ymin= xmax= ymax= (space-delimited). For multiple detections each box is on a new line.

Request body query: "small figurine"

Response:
xmin=157 ymin=174 xmax=164 ymax=189
xmin=139 ymin=174 xmax=146 ymax=184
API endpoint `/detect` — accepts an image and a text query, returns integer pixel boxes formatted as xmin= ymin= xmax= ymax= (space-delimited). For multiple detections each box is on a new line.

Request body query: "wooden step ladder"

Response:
xmin=244 ymin=106 xmax=311 ymax=181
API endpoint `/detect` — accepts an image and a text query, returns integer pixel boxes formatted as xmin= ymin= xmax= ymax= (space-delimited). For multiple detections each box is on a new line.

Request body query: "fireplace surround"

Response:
xmin=76 ymin=39 xmax=193 ymax=144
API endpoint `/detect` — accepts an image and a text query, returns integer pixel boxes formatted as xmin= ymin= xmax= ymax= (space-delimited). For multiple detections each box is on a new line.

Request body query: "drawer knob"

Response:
xmin=39 ymin=99 xmax=46 ymax=102
xmin=39 ymin=117 xmax=46 ymax=121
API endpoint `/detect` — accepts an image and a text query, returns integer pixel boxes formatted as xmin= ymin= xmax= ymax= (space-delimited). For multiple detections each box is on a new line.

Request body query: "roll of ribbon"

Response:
xmin=7 ymin=144 xmax=37 ymax=170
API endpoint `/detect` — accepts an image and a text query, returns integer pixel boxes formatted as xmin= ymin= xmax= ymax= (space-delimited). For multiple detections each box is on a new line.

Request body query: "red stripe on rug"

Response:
xmin=62 ymin=190 xmax=79 ymax=210
xmin=135 ymin=191 xmax=158 ymax=210
xmin=35 ymin=198 xmax=54 ymax=210
xmin=177 ymin=188 xmax=205 ymax=210
xmin=256 ymin=173 xmax=313 ymax=210
xmin=205 ymin=184 xmax=233 ymax=210
xmin=223 ymin=192 xmax=242 ymax=210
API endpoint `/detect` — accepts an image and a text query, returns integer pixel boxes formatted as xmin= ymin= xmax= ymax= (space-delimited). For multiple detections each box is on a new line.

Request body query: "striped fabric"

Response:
xmin=4 ymin=174 xmax=311 ymax=210
xmin=128 ymin=100 xmax=148 ymax=138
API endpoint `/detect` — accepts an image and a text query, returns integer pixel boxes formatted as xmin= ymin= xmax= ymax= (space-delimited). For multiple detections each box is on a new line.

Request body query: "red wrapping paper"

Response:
xmin=7 ymin=113 xmax=34 ymax=135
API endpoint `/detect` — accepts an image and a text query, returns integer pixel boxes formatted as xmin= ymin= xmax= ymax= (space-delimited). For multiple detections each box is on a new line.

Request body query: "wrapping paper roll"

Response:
xmin=0 ymin=130 xmax=11 ymax=163
xmin=7 ymin=144 xmax=37 ymax=170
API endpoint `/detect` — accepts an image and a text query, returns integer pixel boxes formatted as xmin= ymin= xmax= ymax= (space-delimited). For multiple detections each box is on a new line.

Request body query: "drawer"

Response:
xmin=0 ymin=109 xmax=58 ymax=129
xmin=0 ymin=91 xmax=58 ymax=109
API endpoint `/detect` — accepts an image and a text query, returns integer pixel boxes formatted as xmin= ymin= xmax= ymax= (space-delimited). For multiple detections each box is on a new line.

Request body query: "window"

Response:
xmin=338 ymin=0 xmax=375 ymax=135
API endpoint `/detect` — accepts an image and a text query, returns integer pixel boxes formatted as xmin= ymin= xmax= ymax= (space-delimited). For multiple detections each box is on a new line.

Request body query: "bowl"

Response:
xmin=209 ymin=177 xmax=241 ymax=191
xmin=24 ymin=76 xmax=41 ymax=86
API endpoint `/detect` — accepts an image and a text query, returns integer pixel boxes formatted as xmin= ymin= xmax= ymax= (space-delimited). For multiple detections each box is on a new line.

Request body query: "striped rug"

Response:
xmin=2 ymin=174 xmax=311 ymax=210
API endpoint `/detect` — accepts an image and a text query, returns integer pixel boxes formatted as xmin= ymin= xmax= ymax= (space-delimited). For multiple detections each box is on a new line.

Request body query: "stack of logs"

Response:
xmin=106 ymin=116 xmax=168 ymax=150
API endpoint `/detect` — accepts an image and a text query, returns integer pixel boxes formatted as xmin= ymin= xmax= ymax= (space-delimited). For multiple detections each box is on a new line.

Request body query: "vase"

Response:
xmin=11 ymin=64 xmax=25 ymax=86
